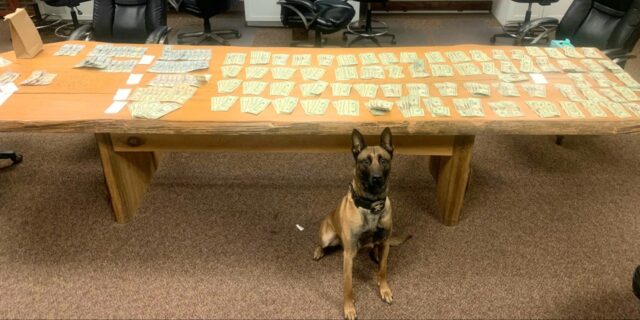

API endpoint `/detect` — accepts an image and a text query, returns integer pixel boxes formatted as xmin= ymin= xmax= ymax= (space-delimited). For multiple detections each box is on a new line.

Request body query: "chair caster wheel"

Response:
xmin=391 ymin=39 xmax=397 ymax=45
xmin=14 ymin=154 xmax=23 ymax=164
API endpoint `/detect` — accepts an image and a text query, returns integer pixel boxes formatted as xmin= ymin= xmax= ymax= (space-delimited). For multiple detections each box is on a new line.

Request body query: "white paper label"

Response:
xmin=104 ymin=101 xmax=128 ymax=114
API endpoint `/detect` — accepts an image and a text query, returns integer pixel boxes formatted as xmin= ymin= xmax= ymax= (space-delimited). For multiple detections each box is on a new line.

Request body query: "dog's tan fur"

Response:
xmin=313 ymin=128 xmax=397 ymax=320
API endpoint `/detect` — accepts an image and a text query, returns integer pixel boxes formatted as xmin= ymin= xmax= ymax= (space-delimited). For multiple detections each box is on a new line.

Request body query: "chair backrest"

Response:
xmin=556 ymin=0 xmax=640 ymax=52
xmin=280 ymin=0 xmax=316 ymax=27
xmin=92 ymin=0 xmax=166 ymax=43
xmin=180 ymin=0 xmax=232 ymax=19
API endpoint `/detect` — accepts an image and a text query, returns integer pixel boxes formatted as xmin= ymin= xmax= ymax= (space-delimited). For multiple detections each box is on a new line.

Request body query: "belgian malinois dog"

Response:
xmin=314 ymin=127 xmax=404 ymax=320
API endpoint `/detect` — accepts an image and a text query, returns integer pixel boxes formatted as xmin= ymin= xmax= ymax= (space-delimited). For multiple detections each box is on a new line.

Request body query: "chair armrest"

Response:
xmin=69 ymin=24 xmax=94 ymax=41
xmin=146 ymin=26 xmax=171 ymax=44
xmin=277 ymin=0 xmax=318 ymax=29
xmin=514 ymin=17 xmax=558 ymax=45
xmin=314 ymin=0 xmax=353 ymax=10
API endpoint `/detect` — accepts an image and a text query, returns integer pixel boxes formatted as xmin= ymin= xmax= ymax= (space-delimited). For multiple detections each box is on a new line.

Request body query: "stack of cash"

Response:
xmin=464 ymin=82 xmax=491 ymax=96
xmin=425 ymin=51 xmax=446 ymax=64
xmin=101 ymin=60 xmax=138 ymax=73
xmin=0 ymin=72 xmax=20 ymax=85
xmin=581 ymin=100 xmax=607 ymax=117
xmin=522 ymin=84 xmax=546 ymax=98
xmin=271 ymin=67 xmax=296 ymax=80
xmin=150 ymin=74 xmax=211 ymax=87
xmin=365 ymin=99 xmax=393 ymax=116
xmin=555 ymin=84 xmax=583 ymax=101
xmin=525 ymin=46 xmax=546 ymax=57
xmin=583 ymin=48 xmax=603 ymax=59
xmin=613 ymin=86 xmax=639 ymax=101
xmin=489 ymin=101 xmax=523 ymax=117
xmin=581 ymin=59 xmax=605 ymax=73
xmin=562 ymin=47 xmax=584 ymax=59
xmin=379 ymin=53 xmax=399 ymax=65
xmin=337 ymin=54 xmax=358 ymax=66
xmin=211 ymin=95 xmax=238 ymax=111
xmin=74 ymin=56 xmax=111 ymax=69
xmin=399 ymin=52 xmax=418 ymax=63
xmin=408 ymin=60 xmax=429 ymax=78
xmin=496 ymin=82 xmax=520 ymax=97
xmin=445 ymin=51 xmax=471 ymax=63
xmin=359 ymin=53 xmax=379 ymax=65
xmin=567 ymin=73 xmax=591 ymax=88
xmin=454 ymin=63 xmax=481 ymax=76
xmin=385 ymin=65 xmax=405 ymax=79
xmin=223 ymin=53 xmax=246 ymax=65
xmin=332 ymin=100 xmax=360 ymax=116
xmin=128 ymin=101 xmax=181 ymax=119
xmin=354 ymin=83 xmax=378 ymax=98
xmin=20 ymin=70 xmax=57 ymax=86
xmin=300 ymin=81 xmax=328 ymax=96
xmin=148 ymin=60 xmax=209 ymax=73
xmin=470 ymin=50 xmax=491 ymax=62
xmin=453 ymin=98 xmax=485 ymax=117
xmin=381 ymin=84 xmax=402 ymax=98
xmin=335 ymin=67 xmax=358 ymax=81
xmin=423 ymin=97 xmax=450 ymax=117
xmin=161 ymin=46 xmax=212 ymax=61
xmin=301 ymin=99 xmax=330 ymax=115
xmin=301 ymin=67 xmax=326 ymax=81
xmin=269 ymin=81 xmax=295 ymax=96
xmin=544 ymin=47 xmax=566 ymax=59
xmin=590 ymin=73 xmax=617 ymax=87
xmin=526 ymin=101 xmax=560 ymax=118
xmin=89 ymin=44 xmax=147 ymax=58
xmin=397 ymin=95 xmax=424 ymax=118
xmin=249 ymin=51 xmax=271 ymax=65
xmin=240 ymin=96 xmax=271 ymax=115
xmin=360 ymin=66 xmax=385 ymax=80
xmin=218 ymin=79 xmax=242 ymax=93
xmin=245 ymin=66 xmax=269 ymax=79
xmin=331 ymin=83 xmax=352 ymax=97
xmin=221 ymin=65 xmax=243 ymax=78
xmin=130 ymin=84 xmax=197 ymax=104
xmin=273 ymin=97 xmax=298 ymax=114
xmin=435 ymin=82 xmax=458 ymax=97
xmin=54 ymin=44 xmax=85 ymax=56
xmin=430 ymin=64 xmax=454 ymax=77
xmin=317 ymin=54 xmax=335 ymax=66
xmin=406 ymin=83 xmax=429 ymax=97
xmin=242 ymin=81 xmax=268 ymax=95
xmin=272 ymin=54 xmax=290 ymax=66
xmin=292 ymin=54 xmax=311 ymax=66
xmin=559 ymin=101 xmax=585 ymax=118
xmin=557 ymin=60 xmax=584 ymax=73
xmin=615 ymin=72 xmax=640 ymax=89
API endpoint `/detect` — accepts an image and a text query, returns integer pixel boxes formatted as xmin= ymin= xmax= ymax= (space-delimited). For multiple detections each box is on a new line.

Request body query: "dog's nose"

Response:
xmin=372 ymin=176 xmax=384 ymax=185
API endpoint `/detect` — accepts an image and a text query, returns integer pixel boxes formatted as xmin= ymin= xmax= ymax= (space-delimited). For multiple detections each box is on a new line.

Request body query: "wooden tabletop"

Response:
xmin=0 ymin=40 xmax=639 ymax=136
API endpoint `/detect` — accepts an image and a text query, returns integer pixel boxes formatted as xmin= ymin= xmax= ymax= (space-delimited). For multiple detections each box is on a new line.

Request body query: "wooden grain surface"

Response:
xmin=1 ymin=41 xmax=640 ymax=136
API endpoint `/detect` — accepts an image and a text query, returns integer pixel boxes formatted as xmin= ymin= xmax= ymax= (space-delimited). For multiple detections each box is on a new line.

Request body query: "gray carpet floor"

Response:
xmin=1 ymin=8 xmax=640 ymax=319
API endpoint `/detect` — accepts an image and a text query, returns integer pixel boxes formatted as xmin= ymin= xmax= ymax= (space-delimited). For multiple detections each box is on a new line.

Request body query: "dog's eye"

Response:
xmin=361 ymin=158 xmax=371 ymax=165
xmin=380 ymin=158 xmax=387 ymax=165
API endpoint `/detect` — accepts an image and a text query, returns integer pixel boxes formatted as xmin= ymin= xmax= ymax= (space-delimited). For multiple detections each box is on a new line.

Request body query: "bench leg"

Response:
xmin=95 ymin=133 xmax=159 ymax=224
xmin=435 ymin=135 xmax=475 ymax=226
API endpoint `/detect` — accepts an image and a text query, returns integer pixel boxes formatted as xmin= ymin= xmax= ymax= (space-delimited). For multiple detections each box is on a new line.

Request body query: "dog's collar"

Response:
xmin=349 ymin=183 xmax=386 ymax=214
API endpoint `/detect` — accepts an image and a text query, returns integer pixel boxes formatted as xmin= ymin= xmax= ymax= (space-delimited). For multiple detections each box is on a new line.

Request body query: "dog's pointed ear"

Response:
xmin=351 ymin=129 xmax=366 ymax=159
xmin=380 ymin=127 xmax=393 ymax=158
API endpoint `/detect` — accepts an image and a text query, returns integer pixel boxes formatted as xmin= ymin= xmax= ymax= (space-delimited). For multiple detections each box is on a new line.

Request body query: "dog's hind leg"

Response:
xmin=314 ymin=217 xmax=339 ymax=260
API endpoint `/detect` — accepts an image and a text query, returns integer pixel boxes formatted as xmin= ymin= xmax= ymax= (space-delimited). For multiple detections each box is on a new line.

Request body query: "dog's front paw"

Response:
xmin=379 ymin=285 xmax=393 ymax=304
xmin=343 ymin=302 xmax=357 ymax=320
xmin=313 ymin=246 xmax=325 ymax=260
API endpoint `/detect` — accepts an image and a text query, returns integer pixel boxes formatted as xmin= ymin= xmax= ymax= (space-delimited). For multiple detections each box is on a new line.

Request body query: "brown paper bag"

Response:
xmin=3 ymin=8 xmax=43 ymax=59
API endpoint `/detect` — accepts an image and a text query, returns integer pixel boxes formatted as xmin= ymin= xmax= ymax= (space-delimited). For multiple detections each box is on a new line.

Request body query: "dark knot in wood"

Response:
xmin=126 ymin=136 xmax=144 ymax=147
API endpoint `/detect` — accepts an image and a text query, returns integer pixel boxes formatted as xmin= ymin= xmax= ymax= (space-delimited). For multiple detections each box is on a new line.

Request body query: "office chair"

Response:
xmin=343 ymin=0 xmax=396 ymax=47
xmin=68 ymin=0 xmax=170 ymax=44
xmin=41 ymin=0 xmax=90 ymax=38
xmin=29 ymin=0 xmax=64 ymax=32
xmin=177 ymin=0 xmax=241 ymax=45
xmin=279 ymin=0 xmax=356 ymax=47
xmin=490 ymin=0 xmax=559 ymax=45
xmin=634 ymin=266 xmax=640 ymax=300
xmin=0 ymin=151 xmax=22 ymax=167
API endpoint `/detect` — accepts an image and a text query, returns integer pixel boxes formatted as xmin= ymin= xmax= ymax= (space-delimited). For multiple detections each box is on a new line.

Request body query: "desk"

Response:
xmin=1 ymin=41 xmax=639 ymax=226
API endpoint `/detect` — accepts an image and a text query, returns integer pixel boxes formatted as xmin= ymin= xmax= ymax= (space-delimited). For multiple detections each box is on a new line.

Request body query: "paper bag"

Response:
xmin=3 ymin=8 xmax=43 ymax=59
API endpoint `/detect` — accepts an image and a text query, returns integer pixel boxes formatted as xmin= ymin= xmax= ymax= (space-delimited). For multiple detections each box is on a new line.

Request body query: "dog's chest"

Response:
xmin=355 ymin=207 xmax=388 ymax=245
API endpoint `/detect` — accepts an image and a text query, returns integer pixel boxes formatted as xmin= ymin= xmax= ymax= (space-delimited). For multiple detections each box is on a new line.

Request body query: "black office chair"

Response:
xmin=0 ymin=151 xmax=22 ymax=167
xmin=29 ymin=0 xmax=64 ymax=32
xmin=343 ymin=0 xmax=395 ymax=47
xmin=41 ymin=0 xmax=90 ymax=38
xmin=68 ymin=0 xmax=170 ymax=43
xmin=177 ymin=0 xmax=241 ymax=45
xmin=490 ymin=0 xmax=559 ymax=45
xmin=634 ymin=266 xmax=640 ymax=300
xmin=279 ymin=0 xmax=355 ymax=47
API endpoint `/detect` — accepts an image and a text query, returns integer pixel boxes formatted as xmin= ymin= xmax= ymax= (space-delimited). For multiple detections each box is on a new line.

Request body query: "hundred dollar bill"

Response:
xmin=600 ymin=60 xmax=624 ymax=73
xmin=581 ymin=100 xmax=607 ymax=117
xmin=489 ymin=101 xmax=523 ymax=117
xmin=240 ymin=96 xmax=271 ymax=115
xmin=581 ymin=59 xmax=605 ymax=73
xmin=337 ymin=54 xmax=358 ymax=66
xmin=522 ymin=83 xmax=546 ymax=98
xmin=470 ymin=50 xmax=492 ymax=62
xmin=602 ymin=100 xmax=632 ymax=118
xmin=272 ymin=97 xmax=298 ymax=114
xmin=365 ymin=99 xmax=393 ymax=115
xmin=582 ymin=47 xmax=603 ymax=59
xmin=271 ymin=53 xmax=290 ymax=66
xmin=397 ymin=95 xmax=424 ymax=118
xmin=221 ymin=65 xmax=243 ymax=78
xmin=331 ymin=83 xmax=352 ymax=97
xmin=589 ymin=73 xmax=617 ymax=87
xmin=544 ymin=47 xmax=566 ymax=59
xmin=536 ymin=57 xmax=560 ymax=73
xmin=317 ymin=54 xmax=335 ymax=67
xmin=435 ymin=82 xmax=458 ymax=96
xmin=385 ymin=65 xmax=405 ymax=79
xmin=301 ymin=67 xmax=326 ymax=81
xmin=217 ymin=79 xmax=242 ymax=93
xmin=555 ymin=83 xmax=583 ymax=101
xmin=559 ymin=101 xmax=585 ymax=118
xmin=580 ymin=87 xmax=607 ymax=102
xmin=406 ymin=83 xmax=429 ymax=97
xmin=500 ymin=60 xmax=520 ymax=74
xmin=526 ymin=100 xmax=560 ymax=118
xmin=20 ymin=70 xmax=57 ymax=86
xmin=74 ymin=56 xmax=111 ymax=69
xmin=525 ymin=46 xmax=547 ymax=57
xmin=562 ymin=46 xmax=584 ymax=59
xmin=292 ymin=54 xmax=311 ymax=66
xmin=332 ymin=99 xmax=360 ymax=116
xmin=354 ymin=83 xmax=378 ymax=98
xmin=223 ymin=53 xmax=246 ymax=65
xmin=510 ymin=49 xmax=528 ymax=60
xmin=614 ymin=72 xmax=640 ymax=89
xmin=300 ymin=81 xmax=329 ymax=96
xmin=101 ymin=60 xmax=138 ymax=73
xmin=600 ymin=88 xmax=627 ymax=103
xmin=454 ymin=63 xmax=481 ymax=76
xmin=519 ymin=57 xmax=540 ymax=73
xmin=492 ymin=49 xmax=509 ymax=61
xmin=147 ymin=60 xmax=209 ymax=73
xmin=128 ymin=101 xmax=181 ymax=119
xmin=271 ymin=67 xmax=296 ymax=80
xmin=54 ymin=43 xmax=85 ymax=56
xmin=409 ymin=60 xmax=429 ymax=78
xmin=423 ymin=97 xmax=450 ymax=117
xmin=211 ymin=95 xmax=238 ymax=111
xmin=495 ymin=82 xmax=520 ymax=97
xmin=379 ymin=52 xmax=399 ymax=65
xmin=245 ymin=66 xmax=269 ymax=79
xmin=89 ymin=44 xmax=147 ymax=58
xmin=160 ymin=46 xmax=211 ymax=61
xmin=269 ymin=81 xmax=295 ymax=96
xmin=360 ymin=66 xmax=385 ymax=80
xmin=335 ymin=67 xmax=358 ymax=81
xmin=399 ymin=52 xmax=419 ymax=63
xmin=425 ymin=51 xmax=447 ymax=64
xmin=567 ymin=73 xmax=592 ymax=88
xmin=381 ymin=84 xmax=402 ymax=98
xmin=453 ymin=98 xmax=485 ymax=117
xmin=301 ymin=99 xmax=330 ymax=115
xmin=464 ymin=82 xmax=491 ymax=96
xmin=613 ymin=86 xmax=639 ymax=101
xmin=481 ymin=62 xmax=499 ymax=75
xmin=242 ymin=81 xmax=268 ymax=95
xmin=445 ymin=51 xmax=471 ymax=63
xmin=250 ymin=51 xmax=271 ymax=65
xmin=359 ymin=53 xmax=379 ymax=65
xmin=430 ymin=64 xmax=454 ymax=77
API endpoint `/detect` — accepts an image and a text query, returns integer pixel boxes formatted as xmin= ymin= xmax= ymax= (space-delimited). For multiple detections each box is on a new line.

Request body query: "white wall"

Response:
xmin=492 ymin=0 xmax=572 ymax=25
xmin=245 ymin=0 xmax=360 ymax=26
